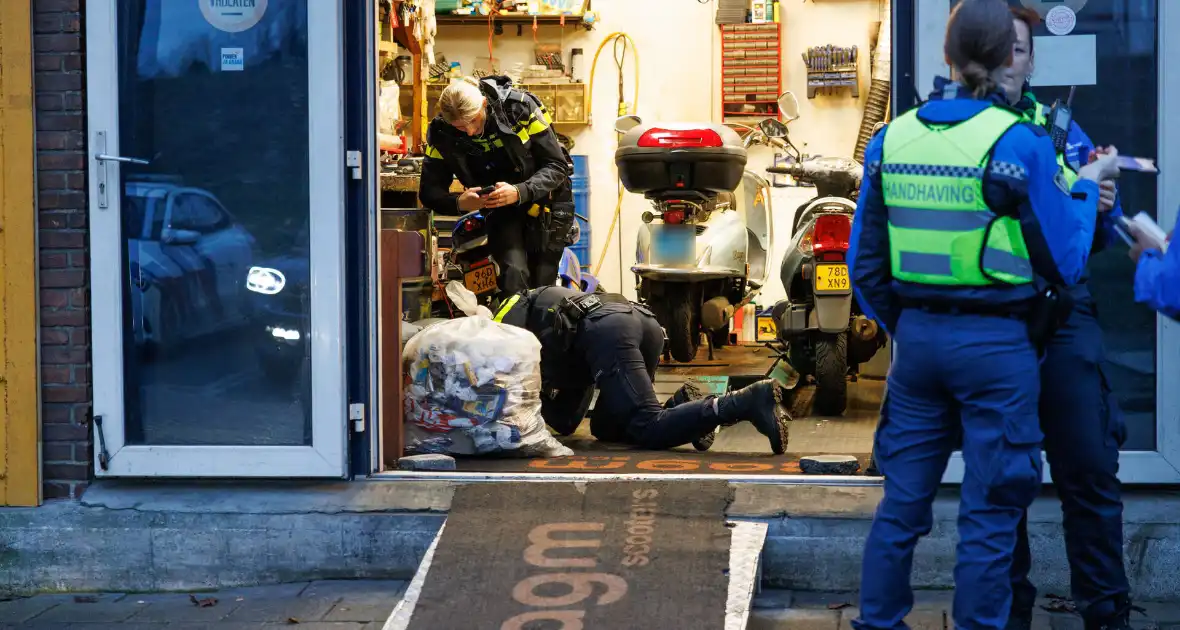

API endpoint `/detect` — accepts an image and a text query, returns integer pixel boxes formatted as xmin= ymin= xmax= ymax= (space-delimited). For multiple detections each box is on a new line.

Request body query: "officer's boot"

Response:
xmin=663 ymin=381 xmax=716 ymax=451
xmin=714 ymin=380 xmax=791 ymax=454
xmin=1004 ymin=608 xmax=1032 ymax=630
xmin=1084 ymin=595 xmax=1134 ymax=630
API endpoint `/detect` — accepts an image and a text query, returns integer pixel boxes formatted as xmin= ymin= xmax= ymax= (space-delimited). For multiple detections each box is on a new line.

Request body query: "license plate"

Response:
xmin=463 ymin=260 xmax=498 ymax=294
xmin=814 ymin=263 xmax=851 ymax=293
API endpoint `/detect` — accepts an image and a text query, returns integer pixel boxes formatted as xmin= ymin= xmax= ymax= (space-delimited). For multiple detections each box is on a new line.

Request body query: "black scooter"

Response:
xmin=765 ymin=155 xmax=887 ymax=416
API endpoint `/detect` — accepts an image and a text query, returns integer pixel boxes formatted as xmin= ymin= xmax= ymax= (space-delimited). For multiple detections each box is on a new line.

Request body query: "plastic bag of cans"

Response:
xmin=402 ymin=311 xmax=573 ymax=458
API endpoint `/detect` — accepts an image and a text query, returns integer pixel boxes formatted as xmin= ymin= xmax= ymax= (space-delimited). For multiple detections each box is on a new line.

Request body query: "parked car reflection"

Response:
xmin=125 ymin=177 xmax=257 ymax=355
xmin=245 ymin=220 xmax=310 ymax=386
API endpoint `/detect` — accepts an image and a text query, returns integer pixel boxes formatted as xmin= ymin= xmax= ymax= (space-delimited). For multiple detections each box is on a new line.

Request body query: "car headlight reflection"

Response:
xmin=269 ymin=326 xmax=301 ymax=341
xmin=246 ymin=266 xmax=286 ymax=295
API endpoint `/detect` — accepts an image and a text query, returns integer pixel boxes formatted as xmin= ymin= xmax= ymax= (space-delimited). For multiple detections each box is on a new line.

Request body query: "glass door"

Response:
xmin=915 ymin=0 xmax=1180 ymax=483
xmin=86 ymin=0 xmax=348 ymax=476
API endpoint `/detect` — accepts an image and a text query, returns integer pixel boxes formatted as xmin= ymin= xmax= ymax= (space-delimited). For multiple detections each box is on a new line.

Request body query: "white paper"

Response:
xmin=1030 ymin=35 xmax=1096 ymax=86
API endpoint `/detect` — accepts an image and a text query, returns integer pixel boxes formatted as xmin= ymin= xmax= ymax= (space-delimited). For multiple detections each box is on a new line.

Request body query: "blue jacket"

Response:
xmin=1015 ymin=89 xmax=1124 ymax=255
xmin=1135 ymin=244 xmax=1180 ymax=320
xmin=849 ymin=79 xmax=1100 ymax=335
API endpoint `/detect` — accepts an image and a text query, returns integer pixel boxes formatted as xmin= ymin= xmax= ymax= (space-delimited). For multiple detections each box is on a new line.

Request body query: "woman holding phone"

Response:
xmin=418 ymin=77 xmax=576 ymax=300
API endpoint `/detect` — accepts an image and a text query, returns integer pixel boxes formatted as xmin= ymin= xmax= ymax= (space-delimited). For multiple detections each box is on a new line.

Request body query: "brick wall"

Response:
xmin=33 ymin=0 xmax=91 ymax=500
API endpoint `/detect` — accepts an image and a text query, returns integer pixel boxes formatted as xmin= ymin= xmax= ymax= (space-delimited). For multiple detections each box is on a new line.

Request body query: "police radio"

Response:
xmin=1045 ymin=86 xmax=1076 ymax=154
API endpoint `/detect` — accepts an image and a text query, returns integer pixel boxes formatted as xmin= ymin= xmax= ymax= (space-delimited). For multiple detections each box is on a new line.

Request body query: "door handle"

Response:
xmin=95 ymin=153 xmax=149 ymax=165
xmin=93 ymin=131 xmax=150 ymax=210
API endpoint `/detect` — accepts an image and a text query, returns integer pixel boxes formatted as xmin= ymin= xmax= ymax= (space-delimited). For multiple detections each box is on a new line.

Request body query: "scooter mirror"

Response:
xmin=872 ymin=121 xmax=886 ymax=135
xmin=759 ymin=118 xmax=789 ymax=139
xmin=777 ymin=91 xmax=801 ymax=121
xmin=614 ymin=115 xmax=643 ymax=134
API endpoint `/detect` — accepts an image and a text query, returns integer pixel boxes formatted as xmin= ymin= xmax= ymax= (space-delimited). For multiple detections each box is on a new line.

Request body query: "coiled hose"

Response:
xmin=853 ymin=9 xmax=892 ymax=163
xmin=587 ymin=33 xmax=639 ymax=280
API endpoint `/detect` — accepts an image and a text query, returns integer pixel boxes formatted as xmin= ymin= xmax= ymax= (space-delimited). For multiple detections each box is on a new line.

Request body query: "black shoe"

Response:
xmin=665 ymin=381 xmax=706 ymax=409
xmin=664 ymin=382 xmax=716 ymax=452
xmin=716 ymin=380 xmax=791 ymax=454
xmin=1005 ymin=610 xmax=1032 ymax=630
xmin=1084 ymin=595 xmax=1136 ymax=630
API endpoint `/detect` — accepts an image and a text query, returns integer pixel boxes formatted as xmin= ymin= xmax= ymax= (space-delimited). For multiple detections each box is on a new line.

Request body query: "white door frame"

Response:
xmin=85 ymin=0 xmax=348 ymax=477
xmin=914 ymin=0 xmax=1180 ymax=484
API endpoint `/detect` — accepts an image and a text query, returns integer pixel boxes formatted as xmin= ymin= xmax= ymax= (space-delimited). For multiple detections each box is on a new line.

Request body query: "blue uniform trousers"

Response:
xmin=1010 ymin=301 xmax=1129 ymax=620
xmin=854 ymin=309 xmax=1044 ymax=630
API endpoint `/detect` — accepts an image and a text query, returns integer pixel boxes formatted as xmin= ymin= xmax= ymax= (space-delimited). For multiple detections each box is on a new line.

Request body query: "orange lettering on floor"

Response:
xmin=529 ymin=457 xmax=629 ymax=470
xmin=707 ymin=462 xmax=775 ymax=473
xmin=634 ymin=459 xmax=699 ymax=472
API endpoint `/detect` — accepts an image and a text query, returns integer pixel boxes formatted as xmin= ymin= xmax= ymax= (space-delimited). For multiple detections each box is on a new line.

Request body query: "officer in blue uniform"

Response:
xmin=492 ymin=286 xmax=792 ymax=451
xmin=846 ymin=1 xmax=1120 ymax=628
xmin=1001 ymin=8 xmax=1133 ymax=630
xmin=1128 ymin=225 xmax=1179 ymax=320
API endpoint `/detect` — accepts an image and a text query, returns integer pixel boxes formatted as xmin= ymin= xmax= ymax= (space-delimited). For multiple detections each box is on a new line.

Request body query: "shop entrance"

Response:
xmin=85 ymin=0 xmax=349 ymax=477
xmin=373 ymin=0 xmax=894 ymax=480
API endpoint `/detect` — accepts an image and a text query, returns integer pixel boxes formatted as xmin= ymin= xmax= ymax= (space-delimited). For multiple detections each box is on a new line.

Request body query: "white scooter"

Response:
xmin=613 ymin=93 xmax=801 ymax=362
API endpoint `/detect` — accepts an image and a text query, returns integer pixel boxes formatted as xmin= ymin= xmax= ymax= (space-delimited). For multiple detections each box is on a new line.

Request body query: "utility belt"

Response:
xmin=899 ymin=285 xmax=1074 ymax=354
xmin=552 ymin=292 xmax=632 ymax=349
xmin=524 ymin=199 xmax=578 ymax=254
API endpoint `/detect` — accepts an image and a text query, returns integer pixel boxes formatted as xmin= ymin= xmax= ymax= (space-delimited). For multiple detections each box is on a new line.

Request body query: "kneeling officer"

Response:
xmin=493 ymin=286 xmax=791 ymax=452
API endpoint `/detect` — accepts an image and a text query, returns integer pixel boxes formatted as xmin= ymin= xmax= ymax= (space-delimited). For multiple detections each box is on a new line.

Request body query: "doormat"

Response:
xmin=397 ymin=481 xmax=734 ymax=630
xmin=454 ymin=450 xmax=872 ymax=476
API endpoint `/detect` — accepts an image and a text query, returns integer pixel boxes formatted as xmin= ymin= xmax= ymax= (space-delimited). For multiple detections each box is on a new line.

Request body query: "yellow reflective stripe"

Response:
xmin=493 ymin=294 xmax=521 ymax=323
xmin=513 ymin=108 xmax=552 ymax=144
xmin=424 ymin=144 xmax=443 ymax=159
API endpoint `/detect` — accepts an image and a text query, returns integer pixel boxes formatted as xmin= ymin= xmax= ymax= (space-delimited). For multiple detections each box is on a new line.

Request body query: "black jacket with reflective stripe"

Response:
xmin=419 ymin=76 xmax=571 ymax=215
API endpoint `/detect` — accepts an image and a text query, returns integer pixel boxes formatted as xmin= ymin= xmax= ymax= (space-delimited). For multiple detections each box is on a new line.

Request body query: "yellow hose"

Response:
xmin=587 ymin=32 xmax=639 ymax=279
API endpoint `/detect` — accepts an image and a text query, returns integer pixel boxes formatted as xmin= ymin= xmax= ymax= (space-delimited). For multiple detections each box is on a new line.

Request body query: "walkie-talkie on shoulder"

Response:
xmin=1045 ymin=86 xmax=1076 ymax=154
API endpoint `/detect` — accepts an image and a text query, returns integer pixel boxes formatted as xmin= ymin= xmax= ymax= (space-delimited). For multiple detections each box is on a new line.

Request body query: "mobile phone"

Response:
xmin=477 ymin=185 xmax=496 ymax=196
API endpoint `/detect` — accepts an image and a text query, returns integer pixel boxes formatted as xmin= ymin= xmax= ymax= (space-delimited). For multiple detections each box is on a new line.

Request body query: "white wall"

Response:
xmin=431 ymin=0 xmax=886 ymax=305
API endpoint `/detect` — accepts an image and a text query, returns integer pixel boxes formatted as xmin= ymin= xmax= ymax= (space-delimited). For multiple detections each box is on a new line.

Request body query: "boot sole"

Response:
xmin=768 ymin=382 xmax=790 ymax=455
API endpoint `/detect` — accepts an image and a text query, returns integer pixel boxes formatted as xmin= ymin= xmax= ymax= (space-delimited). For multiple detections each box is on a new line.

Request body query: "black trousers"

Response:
xmin=541 ymin=307 xmax=718 ymax=449
xmin=487 ymin=207 xmax=560 ymax=297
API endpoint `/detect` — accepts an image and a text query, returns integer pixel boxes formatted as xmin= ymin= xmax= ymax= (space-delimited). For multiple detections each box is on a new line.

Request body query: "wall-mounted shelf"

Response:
xmin=720 ymin=23 xmax=783 ymax=121
xmin=435 ymin=13 xmax=592 ymax=31
xmin=402 ymin=81 xmax=588 ymax=126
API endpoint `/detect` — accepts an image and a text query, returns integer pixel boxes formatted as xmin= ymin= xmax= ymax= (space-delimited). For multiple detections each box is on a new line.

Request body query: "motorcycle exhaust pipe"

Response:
xmin=701 ymin=296 xmax=735 ymax=331
xmin=851 ymin=315 xmax=879 ymax=341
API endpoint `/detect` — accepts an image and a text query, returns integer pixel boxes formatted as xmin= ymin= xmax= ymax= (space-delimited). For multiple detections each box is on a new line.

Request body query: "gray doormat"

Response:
xmin=404 ymin=481 xmax=733 ymax=630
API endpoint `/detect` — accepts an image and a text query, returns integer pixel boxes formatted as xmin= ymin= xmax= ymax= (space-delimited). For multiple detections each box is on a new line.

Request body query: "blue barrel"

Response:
xmin=570 ymin=155 xmax=591 ymax=270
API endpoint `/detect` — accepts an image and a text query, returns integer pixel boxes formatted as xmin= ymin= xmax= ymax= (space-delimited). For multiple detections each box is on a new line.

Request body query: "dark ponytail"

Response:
xmin=944 ymin=0 xmax=1016 ymax=98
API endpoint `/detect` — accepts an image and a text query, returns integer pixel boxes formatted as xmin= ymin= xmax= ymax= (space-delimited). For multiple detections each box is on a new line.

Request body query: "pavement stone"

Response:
xmin=0 ymin=597 xmax=58 ymax=624
xmin=751 ymin=589 xmax=795 ymax=609
xmin=20 ymin=600 xmax=140 ymax=625
xmin=301 ymin=580 xmax=406 ymax=601
xmin=120 ymin=593 xmax=243 ymax=623
xmin=749 ymin=608 xmax=841 ymax=629
xmin=224 ymin=596 xmax=338 ymax=623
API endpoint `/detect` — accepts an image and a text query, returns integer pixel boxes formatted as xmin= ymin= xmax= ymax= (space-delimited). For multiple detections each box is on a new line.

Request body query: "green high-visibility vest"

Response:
xmin=881 ymin=106 xmax=1035 ymax=286
xmin=1029 ymin=101 xmax=1079 ymax=188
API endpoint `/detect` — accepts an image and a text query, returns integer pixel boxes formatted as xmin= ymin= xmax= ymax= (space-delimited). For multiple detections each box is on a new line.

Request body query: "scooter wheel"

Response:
xmin=813 ymin=332 xmax=848 ymax=416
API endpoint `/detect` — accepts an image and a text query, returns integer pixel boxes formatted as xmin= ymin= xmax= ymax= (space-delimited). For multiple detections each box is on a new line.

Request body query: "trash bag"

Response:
xmin=402 ymin=285 xmax=573 ymax=458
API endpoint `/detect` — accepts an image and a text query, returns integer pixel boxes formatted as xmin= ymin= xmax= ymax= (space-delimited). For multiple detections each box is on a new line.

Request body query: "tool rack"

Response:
xmin=804 ymin=45 xmax=860 ymax=98
xmin=720 ymin=23 xmax=783 ymax=122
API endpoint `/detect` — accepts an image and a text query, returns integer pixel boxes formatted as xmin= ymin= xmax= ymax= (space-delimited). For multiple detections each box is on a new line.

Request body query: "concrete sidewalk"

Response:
xmin=3 ymin=582 xmax=1177 ymax=629
xmin=0 ymin=580 xmax=406 ymax=629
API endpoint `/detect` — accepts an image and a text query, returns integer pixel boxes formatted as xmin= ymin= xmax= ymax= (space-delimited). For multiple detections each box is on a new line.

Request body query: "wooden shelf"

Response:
xmin=435 ymin=13 xmax=591 ymax=30
xmin=401 ymin=81 xmax=588 ymax=126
